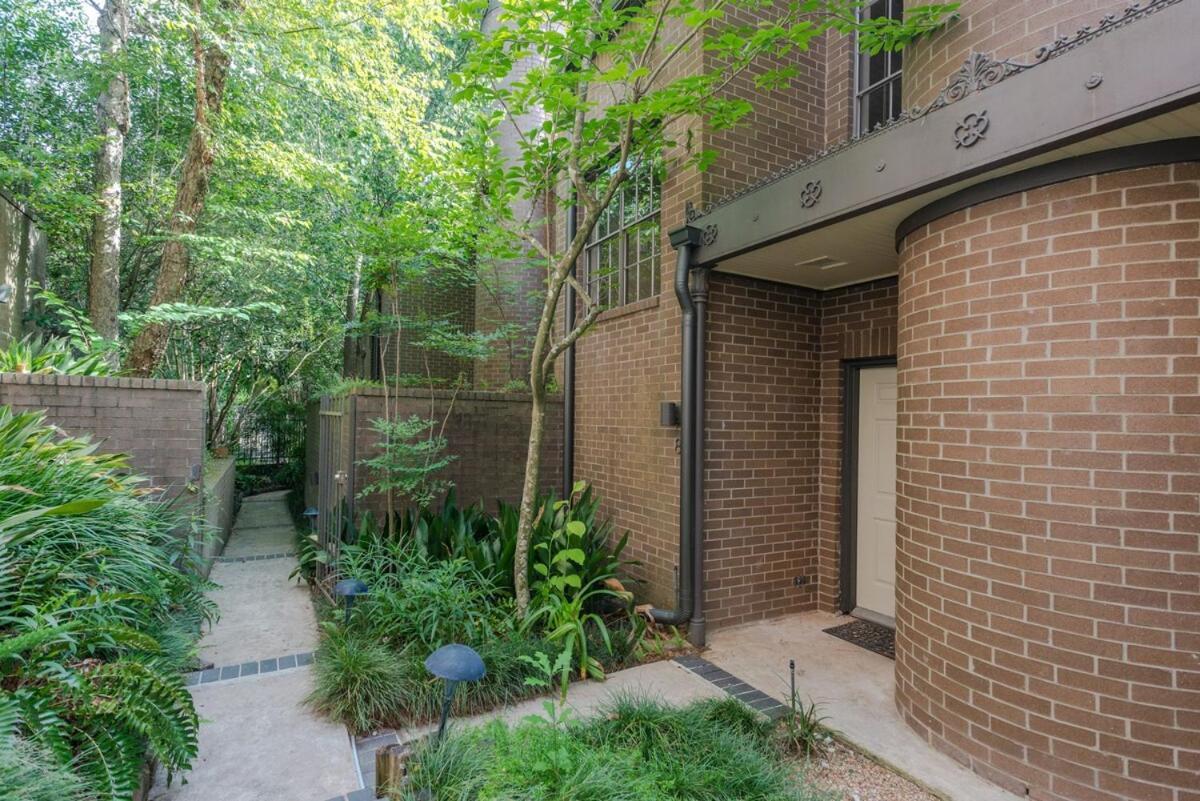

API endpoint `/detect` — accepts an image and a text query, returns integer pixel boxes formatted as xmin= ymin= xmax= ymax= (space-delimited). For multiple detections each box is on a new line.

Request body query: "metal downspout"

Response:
xmin=652 ymin=225 xmax=702 ymax=635
xmin=689 ymin=266 xmax=709 ymax=646
xmin=563 ymin=202 xmax=577 ymax=497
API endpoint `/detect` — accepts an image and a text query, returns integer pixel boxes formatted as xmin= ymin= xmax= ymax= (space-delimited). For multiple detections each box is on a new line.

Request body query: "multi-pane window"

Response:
xmin=584 ymin=160 xmax=661 ymax=308
xmin=856 ymin=0 xmax=904 ymax=134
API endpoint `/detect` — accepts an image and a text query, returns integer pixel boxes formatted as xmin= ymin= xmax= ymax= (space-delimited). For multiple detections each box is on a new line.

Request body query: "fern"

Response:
xmin=0 ymin=408 xmax=209 ymax=799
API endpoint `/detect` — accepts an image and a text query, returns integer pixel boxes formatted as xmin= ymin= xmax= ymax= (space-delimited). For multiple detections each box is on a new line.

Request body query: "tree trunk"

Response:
xmin=124 ymin=7 xmax=233 ymax=376
xmin=87 ymin=0 xmax=130 ymax=347
xmin=342 ymin=254 xmax=363 ymax=376
xmin=514 ymin=382 xmax=545 ymax=616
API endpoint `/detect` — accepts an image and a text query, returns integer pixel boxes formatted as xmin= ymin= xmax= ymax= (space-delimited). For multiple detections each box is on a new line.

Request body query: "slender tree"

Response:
xmin=86 ymin=0 xmax=130 ymax=348
xmin=456 ymin=0 xmax=956 ymax=616
xmin=125 ymin=0 xmax=238 ymax=375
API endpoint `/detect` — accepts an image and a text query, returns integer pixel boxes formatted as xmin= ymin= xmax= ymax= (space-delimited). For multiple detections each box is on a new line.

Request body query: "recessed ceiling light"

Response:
xmin=793 ymin=256 xmax=846 ymax=271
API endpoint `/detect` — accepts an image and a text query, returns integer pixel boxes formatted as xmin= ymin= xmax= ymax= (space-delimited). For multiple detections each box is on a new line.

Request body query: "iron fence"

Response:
xmin=314 ymin=394 xmax=356 ymax=585
xmin=233 ymin=406 xmax=306 ymax=467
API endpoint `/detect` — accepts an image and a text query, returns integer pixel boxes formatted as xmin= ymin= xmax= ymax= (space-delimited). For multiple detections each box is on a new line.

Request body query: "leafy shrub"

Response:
xmin=396 ymin=695 xmax=830 ymax=801
xmin=778 ymin=692 xmax=832 ymax=757
xmin=386 ymin=483 xmax=635 ymax=600
xmin=307 ymin=627 xmax=411 ymax=733
xmin=311 ymin=483 xmax=642 ymax=731
xmin=0 ymin=407 xmax=214 ymax=800
xmin=310 ymin=532 xmax=556 ymax=731
xmin=359 ymin=414 xmax=455 ymax=510
xmin=0 ymin=334 xmax=112 ymax=375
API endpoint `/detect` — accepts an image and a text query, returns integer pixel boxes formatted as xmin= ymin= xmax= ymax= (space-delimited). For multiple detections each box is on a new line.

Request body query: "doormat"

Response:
xmin=823 ymin=619 xmax=895 ymax=660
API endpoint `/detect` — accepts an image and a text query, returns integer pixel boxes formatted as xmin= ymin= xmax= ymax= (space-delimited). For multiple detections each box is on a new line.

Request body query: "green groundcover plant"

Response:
xmin=392 ymin=694 xmax=835 ymax=801
xmin=308 ymin=483 xmax=651 ymax=732
xmin=307 ymin=537 xmax=559 ymax=732
xmin=0 ymin=407 xmax=216 ymax=801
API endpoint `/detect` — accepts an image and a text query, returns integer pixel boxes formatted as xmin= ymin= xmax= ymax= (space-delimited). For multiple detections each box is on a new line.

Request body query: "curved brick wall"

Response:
xmin=895 ymin=163 xmax=1200 ymax=801
xmin=903 ymin=0 xmax=1133 ymax=110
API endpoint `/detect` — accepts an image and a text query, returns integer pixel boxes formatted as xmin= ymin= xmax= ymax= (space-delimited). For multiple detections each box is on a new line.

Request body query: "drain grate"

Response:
xmin=823 ymin=619 xmax=895 ymax=660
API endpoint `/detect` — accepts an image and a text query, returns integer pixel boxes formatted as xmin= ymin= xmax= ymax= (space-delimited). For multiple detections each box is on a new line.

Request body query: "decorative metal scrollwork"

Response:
xmin=799 ymin=180 xmax=822 ymax=208
xmin=701 ymin=225 xmax=718 ymax=246
xmin=695 ymin=0 xmax=1181 ymax=214
xmin=909 ymin=54 xmax=1026 ymax=120
xmin=953 ymin=110 xmax=989 ymax=148
xmin=685 ymin=199 xmax=712 ymax=222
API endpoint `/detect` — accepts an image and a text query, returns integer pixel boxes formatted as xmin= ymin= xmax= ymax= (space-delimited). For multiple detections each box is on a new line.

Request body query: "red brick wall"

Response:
xmin=345 ymin=387 xmax=562 ymax=519
xmin=904 ymin=0 xmax=1132 ymax=110
xmin=572 ymin=295 xmax=681 ymax=607
xmin=895 ymin=163 xmax=1200 ymax=801
xmin=566 ymin=10 xmax=702 ymax=609
xmin=702 ymin=7 xmax=827 ymax=202
xmin=0 ymin=373 xmax=205 ymax=502
xmin=822 ymin=29 xmax=855 ymax=148
xmin=372 ymin=276 xmax=478 ymax=386
xmin=704 ymin=273 xmax=822 ymax=626
xmin=815 ymin=278 xmax=900 ymax=612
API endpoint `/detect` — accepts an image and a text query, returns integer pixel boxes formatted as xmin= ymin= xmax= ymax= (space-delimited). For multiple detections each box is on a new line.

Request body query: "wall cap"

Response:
xmin=339 ymin=386 xmax=564 ymax=404
xmin=0 ymin=373 xmax=205 ymax=392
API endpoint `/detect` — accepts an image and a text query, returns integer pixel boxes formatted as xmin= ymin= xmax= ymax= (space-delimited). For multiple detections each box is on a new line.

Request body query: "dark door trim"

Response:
xmin=839 ymin=356 xmax=898 ymax=615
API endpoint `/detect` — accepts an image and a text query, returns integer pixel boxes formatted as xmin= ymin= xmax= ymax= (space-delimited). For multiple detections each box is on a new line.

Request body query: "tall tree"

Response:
xmin=124 ymin=0 xmax=237 ymax=376
xmin=456 ymin=0 xmax=956 ymax=616
xmin=86 ymin=0 xmax=131 ymax=345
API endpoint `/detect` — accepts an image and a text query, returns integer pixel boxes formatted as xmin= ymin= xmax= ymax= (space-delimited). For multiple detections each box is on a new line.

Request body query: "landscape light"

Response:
xmin=424 ymin=644 xmax=486 ymax=742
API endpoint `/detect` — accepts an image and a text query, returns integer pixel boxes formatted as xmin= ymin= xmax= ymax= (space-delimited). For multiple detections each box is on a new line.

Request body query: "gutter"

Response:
xmin=652 ymin=225 xmax=706 ymax=646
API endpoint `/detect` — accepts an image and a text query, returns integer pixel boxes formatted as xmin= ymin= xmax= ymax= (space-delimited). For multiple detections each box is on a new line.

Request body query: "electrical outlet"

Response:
xmin=793 ymin=575 xmax=810 ymax=588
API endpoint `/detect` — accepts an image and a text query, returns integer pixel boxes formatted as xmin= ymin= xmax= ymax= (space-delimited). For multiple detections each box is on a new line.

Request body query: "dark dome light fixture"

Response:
xmin=333 ymin=578 xmax=368 ymax=624
xmin=425 ymin=644 xmax=486 ymax=742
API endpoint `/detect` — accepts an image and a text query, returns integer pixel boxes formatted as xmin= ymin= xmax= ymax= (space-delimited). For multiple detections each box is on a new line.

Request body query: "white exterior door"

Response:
xmin=854 ymin=365 xmax=897 ymax=625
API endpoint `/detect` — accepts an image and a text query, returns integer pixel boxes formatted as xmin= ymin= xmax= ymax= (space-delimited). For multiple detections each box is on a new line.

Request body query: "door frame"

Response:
xmin=839 ymin=356 xmax=898 ymax=615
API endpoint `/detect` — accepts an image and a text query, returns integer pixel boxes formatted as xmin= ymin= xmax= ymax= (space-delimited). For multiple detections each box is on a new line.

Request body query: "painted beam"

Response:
xmin=691 ymin=0 xmax=1200 ymax=267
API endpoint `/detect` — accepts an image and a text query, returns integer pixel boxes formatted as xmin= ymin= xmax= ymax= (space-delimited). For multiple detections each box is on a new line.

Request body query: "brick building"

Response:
xmin=539 ymin=2 xmax=1200 ymax=800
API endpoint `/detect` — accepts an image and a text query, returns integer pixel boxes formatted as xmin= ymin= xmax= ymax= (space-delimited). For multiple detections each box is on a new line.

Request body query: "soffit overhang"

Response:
xmin=689 ymin=0 xmax=1200 ymax=290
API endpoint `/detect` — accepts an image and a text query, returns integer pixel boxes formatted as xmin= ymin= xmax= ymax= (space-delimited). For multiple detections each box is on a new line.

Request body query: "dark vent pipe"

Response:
xmin=563 ymin=201 xmax=577 ymax=497
xmin=652 ymin=225 xmax=704 ymax=644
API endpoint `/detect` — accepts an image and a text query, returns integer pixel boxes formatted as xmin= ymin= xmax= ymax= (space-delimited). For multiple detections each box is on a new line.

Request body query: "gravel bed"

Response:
xmin=802 ymin=741 xmax=938 ymax=801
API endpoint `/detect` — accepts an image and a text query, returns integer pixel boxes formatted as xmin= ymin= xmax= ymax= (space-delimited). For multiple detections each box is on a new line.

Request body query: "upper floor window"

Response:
xmin=856 ymin=0 xmax=904 ymax=134
xmin=585 ymin=159 xmax=661 ymax=308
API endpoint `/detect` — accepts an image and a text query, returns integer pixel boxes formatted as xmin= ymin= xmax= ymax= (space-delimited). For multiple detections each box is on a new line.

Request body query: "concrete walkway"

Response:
xmin=151 ymin=491 xmax=358 ymax=801
xmin=702 ymin=612 xmax=1018 ymax=801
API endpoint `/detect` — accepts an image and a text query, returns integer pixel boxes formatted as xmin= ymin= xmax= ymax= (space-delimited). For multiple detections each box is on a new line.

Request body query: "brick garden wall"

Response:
xmin=0 ymin=374 xmax=206 ymax=502
xmin=894 ymin=163 xmax=1200 ymax=801
xmin=343 ymin=387 xmax=562 ymax=520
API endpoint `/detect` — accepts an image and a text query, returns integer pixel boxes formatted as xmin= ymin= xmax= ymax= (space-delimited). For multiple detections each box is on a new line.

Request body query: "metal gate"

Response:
xmin=315 ymin=394 xmax=356 ymax=586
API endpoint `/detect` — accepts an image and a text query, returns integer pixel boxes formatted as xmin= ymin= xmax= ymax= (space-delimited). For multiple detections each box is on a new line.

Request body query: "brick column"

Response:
xmin=895 ymin=163 xmax=1200 ymax=801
